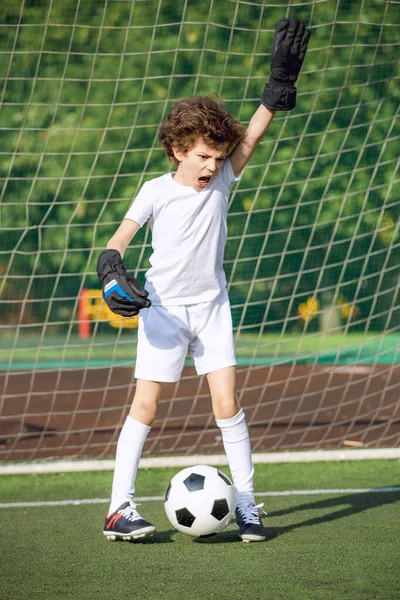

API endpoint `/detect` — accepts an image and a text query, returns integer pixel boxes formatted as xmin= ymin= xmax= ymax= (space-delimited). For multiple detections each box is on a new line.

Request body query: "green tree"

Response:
xmin=1 ymin=0 xmax=398 ymax=332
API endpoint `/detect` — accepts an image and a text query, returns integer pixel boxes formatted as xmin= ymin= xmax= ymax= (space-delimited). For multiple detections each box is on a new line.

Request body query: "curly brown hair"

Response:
xmin=158 ymin=95 xmax=244 ymax=165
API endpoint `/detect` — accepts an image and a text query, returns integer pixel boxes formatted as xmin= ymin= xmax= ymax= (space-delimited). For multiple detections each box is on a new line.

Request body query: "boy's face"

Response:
xmin=172 ymin=139 xmax=229 ymax=192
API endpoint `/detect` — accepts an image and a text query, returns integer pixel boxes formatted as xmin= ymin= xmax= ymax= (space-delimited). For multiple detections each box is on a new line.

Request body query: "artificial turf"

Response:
xmin=1 ymin=460 xmax=399 ymax=600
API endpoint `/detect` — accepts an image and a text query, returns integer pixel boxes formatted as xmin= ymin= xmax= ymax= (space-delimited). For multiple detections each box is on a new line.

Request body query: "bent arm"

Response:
xmin=229 ymin=105 xmax=276 ymax=177
xmin=106 ymin=218 xmax=141 ymax=257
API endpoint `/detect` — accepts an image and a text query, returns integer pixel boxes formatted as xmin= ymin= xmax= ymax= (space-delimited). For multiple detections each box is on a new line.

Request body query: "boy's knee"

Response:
xmin=212 ymin=398 xmax=240 ymax=421
xmin=129 ymin=398 xmax=157 ymax=426
xmin=129 ymin=380 xmax=162 ymax=425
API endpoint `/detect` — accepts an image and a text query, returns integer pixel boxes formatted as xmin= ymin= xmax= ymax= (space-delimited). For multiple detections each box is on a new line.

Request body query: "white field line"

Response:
xmin=1 ymin=448 xmax=400 ymax=475
xmin=1 ymin=487 xmax=400 ymax=509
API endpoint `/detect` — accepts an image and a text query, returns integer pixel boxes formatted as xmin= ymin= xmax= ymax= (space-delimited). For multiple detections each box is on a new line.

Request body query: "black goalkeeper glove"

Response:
xmin=261 ymin=18 xmax=311 ymax=111
xmin=96 ymin=249 xmax=151 ymax=317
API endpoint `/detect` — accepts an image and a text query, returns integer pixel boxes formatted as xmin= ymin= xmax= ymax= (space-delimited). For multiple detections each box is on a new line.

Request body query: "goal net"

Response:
xmin=1 ymin=0 xmax=399 ymax=462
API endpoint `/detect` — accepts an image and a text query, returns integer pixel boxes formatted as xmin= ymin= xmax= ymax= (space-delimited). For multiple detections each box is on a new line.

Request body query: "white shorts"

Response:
xmin=134 ymin=289 xmax=236 ymax=382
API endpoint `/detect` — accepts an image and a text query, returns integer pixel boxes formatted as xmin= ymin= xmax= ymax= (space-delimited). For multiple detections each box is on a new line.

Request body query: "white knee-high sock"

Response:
xmin=109 ymin=415 xmax=151 ymax=513
xmin=215 ymin=408 xmax=254 ymax=496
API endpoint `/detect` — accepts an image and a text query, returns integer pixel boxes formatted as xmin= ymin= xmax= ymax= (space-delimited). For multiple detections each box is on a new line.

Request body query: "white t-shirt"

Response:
xmin=124 ymin=158 xmax=240 ymax=305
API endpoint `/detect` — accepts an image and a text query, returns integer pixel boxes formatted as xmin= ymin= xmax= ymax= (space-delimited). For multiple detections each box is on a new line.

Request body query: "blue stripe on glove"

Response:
xmin=104 ymin=280 xmax=134 ymax=303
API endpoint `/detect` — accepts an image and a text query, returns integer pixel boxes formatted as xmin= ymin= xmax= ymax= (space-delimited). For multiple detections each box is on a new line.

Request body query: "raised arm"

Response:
xmin=230 ymin=105 xmax=275 ymax=177
xmin=230 ymin=18 xmax=311 ymax=177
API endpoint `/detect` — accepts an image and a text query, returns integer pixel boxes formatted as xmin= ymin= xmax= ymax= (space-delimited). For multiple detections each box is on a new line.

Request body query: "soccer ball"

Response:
xmin=164 ymin=465 xmax=236 ymax=537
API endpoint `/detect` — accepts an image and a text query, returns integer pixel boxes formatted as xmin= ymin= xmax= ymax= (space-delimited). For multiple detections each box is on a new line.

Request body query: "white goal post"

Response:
xmin=0 ymin=0 xmax=399 ymax=465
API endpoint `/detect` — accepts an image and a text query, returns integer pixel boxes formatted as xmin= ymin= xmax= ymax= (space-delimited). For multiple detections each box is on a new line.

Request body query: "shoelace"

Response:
xmin=237 ymin=502 xmax=266 ymax=524
xmin=118 ymin=503 xmax=142 ymax=522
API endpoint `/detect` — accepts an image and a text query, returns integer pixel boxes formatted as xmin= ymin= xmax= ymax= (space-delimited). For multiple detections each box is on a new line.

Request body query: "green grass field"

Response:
xmin=1 ymin=460 xmax=399 ymax=600
xmin=1 ymin=333 xmax=399 ymax=369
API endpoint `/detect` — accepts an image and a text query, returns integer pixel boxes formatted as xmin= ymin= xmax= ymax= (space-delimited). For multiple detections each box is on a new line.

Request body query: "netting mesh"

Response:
xmin=0 ymin=0 xmax=399 ymax=461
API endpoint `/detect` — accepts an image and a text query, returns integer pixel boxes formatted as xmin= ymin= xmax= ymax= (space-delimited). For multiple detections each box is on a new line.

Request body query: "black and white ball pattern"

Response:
xmin=164 ymin=465 xmax=236 ymax=537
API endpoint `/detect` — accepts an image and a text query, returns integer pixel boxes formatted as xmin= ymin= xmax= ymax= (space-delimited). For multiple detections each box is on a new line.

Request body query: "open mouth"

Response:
xmin=198 ymin=176 xmax=211 ymax=187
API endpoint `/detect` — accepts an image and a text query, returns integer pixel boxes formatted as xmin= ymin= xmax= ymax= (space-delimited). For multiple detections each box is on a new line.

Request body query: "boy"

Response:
xmin=97 ymin=18 xmax=311 ymax=542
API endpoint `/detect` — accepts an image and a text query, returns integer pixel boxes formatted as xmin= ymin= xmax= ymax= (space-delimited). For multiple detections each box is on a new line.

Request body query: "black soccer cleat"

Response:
xmin=235 ymin=493 xmax=267 ymax=542
xmin=103 ymin=501 xmax=156 ymax=541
